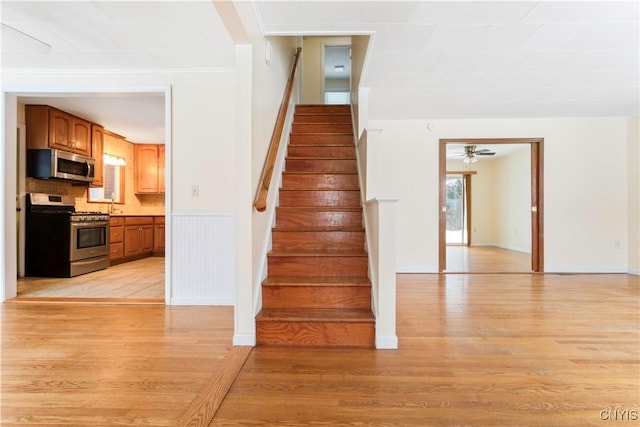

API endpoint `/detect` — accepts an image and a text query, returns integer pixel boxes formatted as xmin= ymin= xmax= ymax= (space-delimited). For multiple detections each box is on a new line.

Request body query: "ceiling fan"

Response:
xmin=456 ymin=145 xmax=496 ymax=164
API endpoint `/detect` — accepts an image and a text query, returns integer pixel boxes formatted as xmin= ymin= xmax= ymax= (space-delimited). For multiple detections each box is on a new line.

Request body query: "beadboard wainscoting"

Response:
xmin=171 ymin=211 xmax=235 ymax=305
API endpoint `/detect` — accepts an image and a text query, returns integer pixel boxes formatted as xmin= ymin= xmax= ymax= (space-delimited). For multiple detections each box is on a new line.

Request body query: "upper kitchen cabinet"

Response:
xmin=26 ymin=105 xmax=92 ymax=157
xmin=90 ymin=124 xmax=104 ymax=187
xmin=135 ymin=144 xmax=165 ymax=194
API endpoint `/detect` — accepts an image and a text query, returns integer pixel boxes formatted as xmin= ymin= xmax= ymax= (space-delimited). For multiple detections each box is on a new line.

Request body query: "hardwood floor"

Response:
xmin=1 ymin=304 xmax=238 ymax=426
xmin=212 ymin=273 xmax=639 ymax=426
xmin=2 ymin=273 xmax=638 ymax=426
xmin=16 ymin=257 xmax=164 ymax=301
xmin=446 ymin=245 xmax=531 ymax=273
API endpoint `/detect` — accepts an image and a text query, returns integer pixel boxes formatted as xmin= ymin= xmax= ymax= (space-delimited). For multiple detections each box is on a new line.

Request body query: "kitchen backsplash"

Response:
xmin=25 ymin=178 xmax=165 ymax=215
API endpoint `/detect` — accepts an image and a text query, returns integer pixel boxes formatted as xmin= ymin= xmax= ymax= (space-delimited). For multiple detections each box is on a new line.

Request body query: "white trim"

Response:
xmin=628 ymin=268 xmax=640 ymax=276
xmin=2 ymin=67 xmax=235 ymax=75
xmin=233 ymin=333 xmax=256 ymax=347
xmin=172 ymin=210 xmax=235 ymax=217
xmin=262 ymin=31 xmax=376 ymax=37
xmin=171 ymin=298 xmax=234 ymax=306
xmin=376 ymin=334 xmax=398 ymax=350
xmin=163 ymin=86 xmax=173 ymax=306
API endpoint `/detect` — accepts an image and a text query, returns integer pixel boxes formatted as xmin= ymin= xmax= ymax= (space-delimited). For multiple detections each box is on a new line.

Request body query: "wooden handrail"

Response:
xmin=254 ymin=47 xmax=302 ymax=212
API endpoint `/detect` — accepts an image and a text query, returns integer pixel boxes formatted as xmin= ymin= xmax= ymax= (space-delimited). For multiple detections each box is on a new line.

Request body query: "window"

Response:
xmin=88 ymin=154 xmax=125 ymax=203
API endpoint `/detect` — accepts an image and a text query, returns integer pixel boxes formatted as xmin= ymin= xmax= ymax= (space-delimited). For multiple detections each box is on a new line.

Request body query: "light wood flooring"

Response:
xmin=2 ymin=273 xmax=638 ymax=426
xmin=16 ymin=257 xmax=165 ymax=301
xmin=446 ymin=245 xmax=532 ymax=273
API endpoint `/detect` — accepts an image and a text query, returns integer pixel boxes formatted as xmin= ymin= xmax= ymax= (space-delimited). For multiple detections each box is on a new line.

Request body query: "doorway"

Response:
xmin=445 ymin=174 xmax=472 ymax=246
xmin=439 ymin=138 xmax=544 ymax=273
xmin=2 ymin=90 xmax=171 ymax=303
xmin=323 ymin=45 xmax=351 ymax=104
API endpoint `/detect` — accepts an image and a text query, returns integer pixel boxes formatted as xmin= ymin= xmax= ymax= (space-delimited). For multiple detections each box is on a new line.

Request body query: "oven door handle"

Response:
xmin=71 ymin=221 xmax=110 ymax=228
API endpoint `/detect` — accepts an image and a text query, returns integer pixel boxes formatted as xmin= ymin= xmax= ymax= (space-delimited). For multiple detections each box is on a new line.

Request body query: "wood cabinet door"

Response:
xmin=140 ymin=225 xmax=154 ymax=253
xmin=124 ymin=225 xmax=142 ymax=257
xmin=154 ymin=225 xmax=165 ymax=252
xmin=49 ymin=109 xmax=73 ymax=151
xmin=158 ymin=145 xmax=165 ymax=193
xmin=135 ymin=145 xmax=159 ymax=193
xmin=91 ymin=125 xmax=104 ymax=187
xmin=72 ymin=118 xmax=92 ymax=156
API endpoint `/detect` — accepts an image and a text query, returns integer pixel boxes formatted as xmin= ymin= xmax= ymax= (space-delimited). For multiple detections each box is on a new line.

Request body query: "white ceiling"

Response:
xmin=2 ymin=1 xmax=638 ymax=142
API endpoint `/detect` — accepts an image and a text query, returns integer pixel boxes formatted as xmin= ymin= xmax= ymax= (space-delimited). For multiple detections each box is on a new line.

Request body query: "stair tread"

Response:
xmin=263 ymin=276 xmax=371 ymax=287
xmin=279 ymin=189 xmax=360 ymax=192
xmin=289 ymin=143 xmax=353 ymax=147
xmin=269 ymin=249 xmax=368 ymax=257
xmin=290 ymin=132 xmax=353 ymax=135
xmin=277 ymin=206 xmax=361 ymax=210
xmin=287 ymin=156 xmax=356 ymax=160
xmin=283 ymin=171 xmax=358 ymax=175
xmin=273 ymin=227 xmax=364 ymax=232
xmin=257 ymin=308 xmax=374 ymax=323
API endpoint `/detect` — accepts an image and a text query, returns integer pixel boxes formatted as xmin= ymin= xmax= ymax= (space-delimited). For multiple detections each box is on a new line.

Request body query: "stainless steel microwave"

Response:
xmin=27 ymin=149 xmax=95 ymax=183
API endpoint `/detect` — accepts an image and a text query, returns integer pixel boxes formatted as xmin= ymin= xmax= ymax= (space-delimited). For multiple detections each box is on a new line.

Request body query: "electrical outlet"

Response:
xmin=191 ymin=185 xmax=199 ymax=197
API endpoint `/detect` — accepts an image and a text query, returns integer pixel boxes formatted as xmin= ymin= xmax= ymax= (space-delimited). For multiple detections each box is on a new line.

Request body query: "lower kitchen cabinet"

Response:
xmin=153 ymin=216 xmax=165 ymax=256
xmin=109 ymin=217 xmax=124 ymax=262
xmin=110 ymin=216 xmax=162 ymax=265
xmin=124 ymin=217 xmax=154 ymax=258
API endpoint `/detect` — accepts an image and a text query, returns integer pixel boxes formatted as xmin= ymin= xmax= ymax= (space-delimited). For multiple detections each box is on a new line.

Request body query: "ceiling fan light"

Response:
xmin=463 ymin=156 xmax=477 ymax=164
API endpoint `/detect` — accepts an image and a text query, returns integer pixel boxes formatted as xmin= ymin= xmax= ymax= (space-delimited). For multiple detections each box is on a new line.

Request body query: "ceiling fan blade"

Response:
xmin=474 ymin=148 xmax=493 ymax=153
xmin=476 ymin=152 xmax=495 ymax=156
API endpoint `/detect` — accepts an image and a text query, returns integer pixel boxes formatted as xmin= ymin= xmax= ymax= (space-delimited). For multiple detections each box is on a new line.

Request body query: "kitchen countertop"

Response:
xmin=109 ymin=214 xmax=165 ymax=217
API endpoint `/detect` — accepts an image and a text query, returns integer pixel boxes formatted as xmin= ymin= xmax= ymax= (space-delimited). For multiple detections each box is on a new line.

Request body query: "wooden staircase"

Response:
xmin=256 ymin=104 xmax=375 ymax=348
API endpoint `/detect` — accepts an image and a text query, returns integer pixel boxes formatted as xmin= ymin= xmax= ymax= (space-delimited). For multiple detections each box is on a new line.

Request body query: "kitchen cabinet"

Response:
xmin=109 ymin=216 xmax=124 ymax=263
xmin=153 ymin=216 xmax=165 ymax=256
xmin=26 ymin=105 xmax=92 ymax=156
xmin=124 ymin=217 xmax=154 ymax=258
xmin=135 ymin=144 xmax=165 ymax=194
xmin=90 ymin=125 xmax=104 ymax=187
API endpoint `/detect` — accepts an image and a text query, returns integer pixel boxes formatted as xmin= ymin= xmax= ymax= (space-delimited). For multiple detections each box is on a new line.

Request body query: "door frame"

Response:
xmin=439 ymin=138 xmax=544 ymax=272
xmin=2 ymin=87 xmax=172 ymax=303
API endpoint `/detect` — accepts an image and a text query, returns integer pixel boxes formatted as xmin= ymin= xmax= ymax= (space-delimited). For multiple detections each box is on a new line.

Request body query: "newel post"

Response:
xmin=366 ymin=198 xmax=398 ymax=349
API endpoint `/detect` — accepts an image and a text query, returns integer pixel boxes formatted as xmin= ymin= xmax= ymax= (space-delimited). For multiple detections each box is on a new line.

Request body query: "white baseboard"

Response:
xmin=170 ymin=298 xmax=234 ymax=306
xmin=233 ymin=333 xmax=256 ymax=346
xmin=376 ymin=334 xmax=398 ymax=349
xmin=627 ymin=268 xmax=640 ymax=276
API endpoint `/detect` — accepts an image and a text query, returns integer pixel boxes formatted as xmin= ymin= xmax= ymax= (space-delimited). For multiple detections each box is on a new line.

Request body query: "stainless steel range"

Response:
xmin=25 ymin=193 xmax=110 ymax=277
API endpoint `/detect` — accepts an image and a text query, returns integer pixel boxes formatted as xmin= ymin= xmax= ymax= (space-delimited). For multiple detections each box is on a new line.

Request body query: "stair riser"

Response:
xmin=262 ymin=286 xmax=371 ymax=309
xmin=282 ymin=174 xmax=359 ymax=190
xmin=288 ymin=145 xmax=355 ymax=158
xmin=256 ymin=321 xmax=374 ymax=347
xmin=296 ymin=105 xmax=351 ymax=114
xmin=272 ymin=231 xmax=364 ymax=251
xmin=269 ymin=256 xmax=368 ymax=277
xmin=290 ymin=134 xmax=354 ymax=145
xmin=286 ymin=159 xmax=357 ymax=173
xmin=292 ymin=123 xmax=353 ymax=134
xmin=279 ymin=191 xmax=361 ymax=207
xmin=275 ymin=209 xmax=363 ymax=228
xmin=294 ymin=113 xmax=352 ymax=123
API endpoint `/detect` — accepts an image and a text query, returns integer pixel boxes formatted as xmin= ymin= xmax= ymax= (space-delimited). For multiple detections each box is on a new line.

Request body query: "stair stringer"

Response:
xmin=252 ymin=100 xmax=298 ymax=319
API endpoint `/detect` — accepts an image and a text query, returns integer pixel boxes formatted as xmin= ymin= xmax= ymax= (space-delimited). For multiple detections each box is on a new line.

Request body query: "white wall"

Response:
xmin=493 ymin=147 xmax=531 ymax=253
xmin=248 ymin=35 xmax=299 ymax=314
xmin=628 ymin=116 xmax=640 ymax=275
xmin=370 ymin=117 xmax=629 ymax=273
